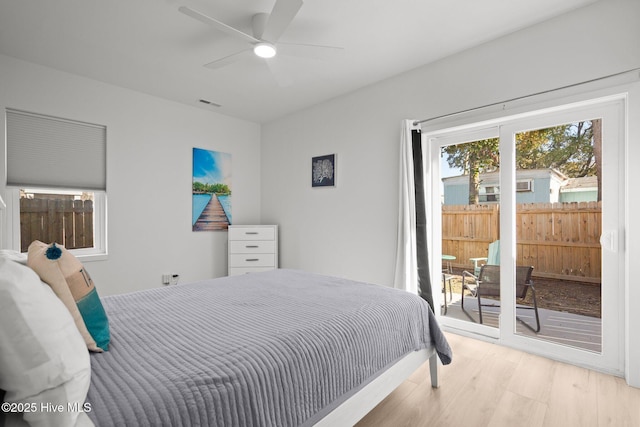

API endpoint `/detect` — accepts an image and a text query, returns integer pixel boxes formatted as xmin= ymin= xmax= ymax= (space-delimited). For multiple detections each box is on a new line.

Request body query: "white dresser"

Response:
xmin=228 ymin=225 xmax=278 ymax=276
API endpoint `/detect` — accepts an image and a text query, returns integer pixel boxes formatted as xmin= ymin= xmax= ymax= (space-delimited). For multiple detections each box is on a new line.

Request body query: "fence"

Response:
xmin=20 ymin=198 xmax=94 ymax=252
xmin=442 ymin=202 xmax=602 ymax=283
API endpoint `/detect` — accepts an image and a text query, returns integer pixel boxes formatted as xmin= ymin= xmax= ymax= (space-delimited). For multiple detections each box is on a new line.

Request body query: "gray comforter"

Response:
xmin=86 ymin=269 xmax=451 ymax=426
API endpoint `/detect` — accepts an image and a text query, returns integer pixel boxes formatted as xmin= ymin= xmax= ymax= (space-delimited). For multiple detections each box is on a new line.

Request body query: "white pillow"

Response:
xmin=0 ymin=258 xmax=93 ymax=427
xmin=0 ymin=250 xmax=27 ymax=265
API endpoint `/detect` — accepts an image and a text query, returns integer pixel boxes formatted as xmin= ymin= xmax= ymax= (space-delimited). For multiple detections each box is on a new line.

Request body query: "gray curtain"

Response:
xmin=411 ymin=129 xmax=433 ymax=311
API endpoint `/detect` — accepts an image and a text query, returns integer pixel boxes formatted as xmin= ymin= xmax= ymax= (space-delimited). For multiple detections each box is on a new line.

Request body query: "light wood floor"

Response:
xmin=356 ymin=332 xmax=640 ymax=427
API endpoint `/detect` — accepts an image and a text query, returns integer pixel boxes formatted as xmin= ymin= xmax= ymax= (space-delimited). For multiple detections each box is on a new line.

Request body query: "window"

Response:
xmin=478 ymin=180 xmax=531 ymax=202
xmin=4 ymin=109 xmax=107 ymax=259
xmin=516 ymin=179 xmax=533 ymax=192
xmin=18 ymin=189 xmax=106 ymax=254
xmin=479 ymin=185 xmax=500 ymax=202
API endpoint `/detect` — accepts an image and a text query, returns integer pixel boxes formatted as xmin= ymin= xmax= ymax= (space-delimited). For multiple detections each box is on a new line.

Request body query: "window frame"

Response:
xmin=424 ymin=91 xmax=628 ymax=379
xmin=479 ymin=185 xmax=500 ymax=203
xmin=516 ymin=179 xmax=534 ymax=192
xmin=4 ymin=187 xmax=107 ymax=261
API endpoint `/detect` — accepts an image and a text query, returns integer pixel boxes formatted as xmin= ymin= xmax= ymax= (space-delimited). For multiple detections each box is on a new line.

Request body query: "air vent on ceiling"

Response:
xmin=199 ymin=99 xmax=221 ymax=107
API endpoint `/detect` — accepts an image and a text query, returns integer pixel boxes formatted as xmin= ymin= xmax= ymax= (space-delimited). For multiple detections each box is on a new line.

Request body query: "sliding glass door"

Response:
xmin=428 ymin=97 xmax=625 ymax=375
xmin=431 ymin=126 xmax=501 ymax=337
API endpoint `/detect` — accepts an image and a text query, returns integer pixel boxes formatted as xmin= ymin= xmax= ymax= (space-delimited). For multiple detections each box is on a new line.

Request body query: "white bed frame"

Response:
xmin=315 ymin=349 xmax=439 ymax=426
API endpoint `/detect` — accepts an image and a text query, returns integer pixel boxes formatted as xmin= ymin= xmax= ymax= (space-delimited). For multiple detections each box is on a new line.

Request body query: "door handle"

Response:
xmin=599 ymin=230 xmax=618 ymax=252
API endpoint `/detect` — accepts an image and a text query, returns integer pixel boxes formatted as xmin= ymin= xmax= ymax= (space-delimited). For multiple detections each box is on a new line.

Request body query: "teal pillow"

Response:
xmin=27 ymin=241 xmax=110 ymax=352
xmin=76 ymin=287 xmax=110 ymax=351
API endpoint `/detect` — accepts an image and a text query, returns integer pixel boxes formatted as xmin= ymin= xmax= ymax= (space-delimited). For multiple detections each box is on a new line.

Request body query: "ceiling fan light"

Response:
xmin=254 ymin=42 xmax=277 ymax=58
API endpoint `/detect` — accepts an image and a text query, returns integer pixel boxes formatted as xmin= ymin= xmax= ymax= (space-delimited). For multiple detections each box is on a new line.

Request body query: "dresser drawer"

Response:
xmin=229 ymin=267 xmax=274 ymax=276
xmin=227 ymin=225 xmax=278 ymax=277
xmin=229 ymin=227 xmax=275 ymax=241
xmin=229 ymin=253 xmax=275 ymax=268
xmin=229 ymin=240 xmax=275 ymax=254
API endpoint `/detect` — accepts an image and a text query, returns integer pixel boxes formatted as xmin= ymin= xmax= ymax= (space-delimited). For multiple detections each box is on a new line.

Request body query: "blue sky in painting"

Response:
xmin=193 ymin=148 xmax=232 ymax=187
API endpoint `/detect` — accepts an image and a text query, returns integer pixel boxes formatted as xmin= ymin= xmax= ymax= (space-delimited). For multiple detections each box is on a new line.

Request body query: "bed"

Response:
xmin=85 ymin=269 xmax=451 ymax=426
xmin=0 ymin=236 xmax=451 ymax=427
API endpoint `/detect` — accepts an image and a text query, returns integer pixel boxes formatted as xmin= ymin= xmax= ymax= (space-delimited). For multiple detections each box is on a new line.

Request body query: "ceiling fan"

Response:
xmin=178 ymin=0 xmax=343 ymax=86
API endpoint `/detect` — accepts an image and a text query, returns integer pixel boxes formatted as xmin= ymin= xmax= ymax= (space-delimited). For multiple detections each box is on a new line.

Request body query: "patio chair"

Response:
xmin=469 ymin=240 xmax=500 ymax=276
xmin=461 ymin=264 xmax=540 ymax=332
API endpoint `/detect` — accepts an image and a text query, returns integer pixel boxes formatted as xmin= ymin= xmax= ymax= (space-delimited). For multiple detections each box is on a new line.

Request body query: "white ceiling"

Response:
xmin=0 ymin=0 xmax=597 ymax=123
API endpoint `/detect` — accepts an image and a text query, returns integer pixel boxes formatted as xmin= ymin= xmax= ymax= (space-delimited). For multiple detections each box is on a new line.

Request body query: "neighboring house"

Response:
xmin=558 ymin=175 xmax=598 ymax=202
xmin=442 ymin=168 xmax=597 ymax=205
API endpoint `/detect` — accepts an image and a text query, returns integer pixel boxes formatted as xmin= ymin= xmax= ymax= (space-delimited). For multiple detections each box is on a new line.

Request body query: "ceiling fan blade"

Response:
xmin=204 ymin=49 xmax=253 ymax=69
xmin=179 ymin=6 xmax=259 ymax=44
xmin=264 ymin=58 xmax=294 ymax=87
xmin=277 ymin=42 xmax=345 ymax=60
xmin=262 ymin=0 xmax=303 ymax=42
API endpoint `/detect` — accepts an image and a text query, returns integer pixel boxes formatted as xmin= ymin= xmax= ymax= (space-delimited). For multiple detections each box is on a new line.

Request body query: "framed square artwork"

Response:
xmin=312 ymin=154 xmax=336 ymax=188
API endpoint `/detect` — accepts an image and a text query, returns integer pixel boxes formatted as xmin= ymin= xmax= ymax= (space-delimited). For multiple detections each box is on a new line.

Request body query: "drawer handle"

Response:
xmin=246 ymin=258 xmax=259 ymax=262
xmin=246 ymin=245 xmax=259 ymax=248
xmin=245 ymin=232 xmax=259 ymax=235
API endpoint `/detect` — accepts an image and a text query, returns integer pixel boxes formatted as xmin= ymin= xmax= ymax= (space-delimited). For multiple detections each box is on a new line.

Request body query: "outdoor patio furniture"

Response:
xmin=442 ymin=273 xmax=454 ymax=314
xmin=469 ymin=240 xmax=500 ymax=276
xmin=442 ymin=254 xmax=456 ymax=274
xmin=461 ymin=264 xmax=540 ymax=332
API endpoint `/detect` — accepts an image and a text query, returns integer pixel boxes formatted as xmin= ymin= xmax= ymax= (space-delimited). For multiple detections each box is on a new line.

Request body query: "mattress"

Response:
xmin=86 ymin=269 xmax=451 ymax=426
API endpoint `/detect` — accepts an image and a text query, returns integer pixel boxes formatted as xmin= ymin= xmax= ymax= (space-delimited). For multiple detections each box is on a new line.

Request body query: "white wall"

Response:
xmin=261 ymin=0 xmax=640 ymax=283
xmin=0 ymin=54 xmax=262 ymax=296
xmin=261 ymin=0 xmax=640 ymax=385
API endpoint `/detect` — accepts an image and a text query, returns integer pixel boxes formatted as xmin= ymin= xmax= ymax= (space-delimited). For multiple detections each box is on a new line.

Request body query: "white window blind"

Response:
xmin=6 ymin=109 xmax=106 ymax=190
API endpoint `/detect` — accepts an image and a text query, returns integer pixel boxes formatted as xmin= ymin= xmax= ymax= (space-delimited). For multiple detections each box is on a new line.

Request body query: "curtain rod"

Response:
xmin=413 ymin=67 xmax=640 ymax=126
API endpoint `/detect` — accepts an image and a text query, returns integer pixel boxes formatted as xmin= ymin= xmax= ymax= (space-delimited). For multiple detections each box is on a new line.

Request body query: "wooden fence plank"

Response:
xmin=83 ymin=200 xmax=93 ymax=249
xmin=19 ymin=198 xmax=94 ymax=252
xmin=442 ymin=202 xmax=602 ymax=283
xmin=63 ymin=199 xmax=74 ymax=248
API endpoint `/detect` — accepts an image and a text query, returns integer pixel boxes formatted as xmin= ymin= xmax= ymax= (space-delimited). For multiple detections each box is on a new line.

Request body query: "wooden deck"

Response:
xmin=193 ymin=194 xmax=229 ymax=231
xmin=442 ymin=298 xmax=601 ymax=352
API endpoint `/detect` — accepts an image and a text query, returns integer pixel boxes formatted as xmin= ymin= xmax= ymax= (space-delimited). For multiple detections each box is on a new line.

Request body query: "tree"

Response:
xmin=515 ymin=129 xmax=553 ymax=169
xmin=443 ymin=120 xmax=602 ymax=204
xmin=540 ymin=121 xmax=595 ymax=177
xmin=443 ymin=139 xmax=499 ymax=204
xmin=592 ymin=119 xmax=602 ymax=201
xmin=192 ymin=181 xmax=231 ymax=195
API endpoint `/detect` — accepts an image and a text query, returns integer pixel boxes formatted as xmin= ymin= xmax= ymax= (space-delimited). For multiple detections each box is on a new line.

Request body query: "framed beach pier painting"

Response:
xmin=192 ymin=148 xmax=232 ymax=231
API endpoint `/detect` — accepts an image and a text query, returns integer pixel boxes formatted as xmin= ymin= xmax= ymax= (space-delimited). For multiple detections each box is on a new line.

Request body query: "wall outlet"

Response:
xmin=162 ymin=273 xmax=179 ymax=285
